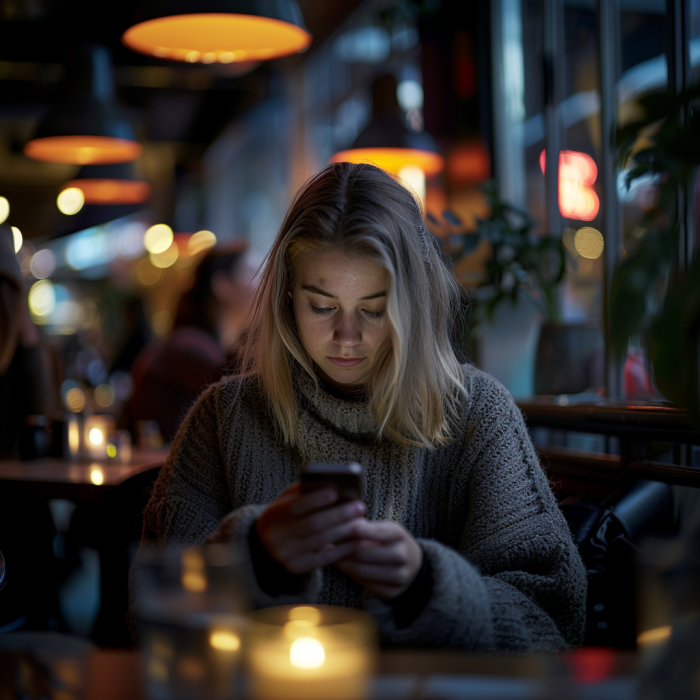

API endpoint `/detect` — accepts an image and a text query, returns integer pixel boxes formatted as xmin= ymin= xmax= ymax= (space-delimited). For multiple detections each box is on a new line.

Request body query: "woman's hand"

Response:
xmin=255 ymin=483 xmax=368 ymax=575
xmin=333 ymin=521 xmax=423 ymax=599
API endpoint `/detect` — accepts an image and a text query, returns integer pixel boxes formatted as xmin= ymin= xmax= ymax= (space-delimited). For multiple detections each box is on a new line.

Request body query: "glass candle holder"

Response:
xmin=83 ymin=414 xmax=115 ymax=460
xmin=245 ymin=605 xmax=378 ymax=700
xmin=132 ymin=543 xmax=249 ymax=700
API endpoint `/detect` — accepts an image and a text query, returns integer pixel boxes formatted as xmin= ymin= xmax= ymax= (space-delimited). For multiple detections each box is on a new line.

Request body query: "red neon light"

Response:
xmin=539 ymin=150 xmax=600 ymax=221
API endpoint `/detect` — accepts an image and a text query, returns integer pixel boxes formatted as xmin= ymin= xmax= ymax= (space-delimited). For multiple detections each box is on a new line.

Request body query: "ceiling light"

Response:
xmin=122 ymin=0 xmax=312 ymax=63
xmin=330 ymin=75 xmax=444 ymax=179
xmin=24 ymin=45 xmax=142 ymax=165
xmin=63 ymin=163 xmax=152 ymax=205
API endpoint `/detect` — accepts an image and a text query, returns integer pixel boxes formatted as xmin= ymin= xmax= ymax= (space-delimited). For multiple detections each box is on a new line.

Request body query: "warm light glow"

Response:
xmin=398 ymin=165 xmax=426 ymax=204
xmin=28 ymin=279 xmax=56 ymax=321
xmin=57 ymin=187 xmax=85 ymax=215
xmin=24 ymin=136 xmax=142 ymax=165
xmin=29 ymin=249 xmax=57 ymax=279
xmin=210 ymin=631 xmax=241 ymax=651
xmin=66 ymin=387 xmax=86 ymax=413
xmin=150 ymin=241 xmax=179 ymax=268
xmin=290 ymin=638 xmax=325 ymax=669
xmin=144 ymin=224 xmax=174 ymax=254
xmin=181 ymin=548 xmax=207 ymax=592
xmin=95 ymin=383 xmax=115 ymax=407
xmin=637 ymin=625 xmax=672 ymax=646
xmin=90 ymin=468 xmax=104 ymax=485
xmin=122 ymin=14 xmax=312 ymax=62
xmin=135 ymin=258 xmax=162 ymax=286
xmin=107 ymin=443 xmax=117 ymax=458
xmin=0 ymin=197 xmax=8 ymax=225
xmin=68 ymin=420 xmax=80 ymax=452
xmin=540 ymin=150 xmax=599 ymax=221
xmin=88 ymin=427 xmax=104 ymax=446
xmin=289 ymin=606 xmax=322 ymax=624
xmin=331 ymin=147 xmax=444 ymax=178
xmin=575 ymin=227 xmax=605 ymax=259
xmin=64 ymin=179 xmax=151 ymax=205
xmin=188 ymin=230 xmax=217 ymax=255
xmin=11 ymin=227 xmax=22 ymax=254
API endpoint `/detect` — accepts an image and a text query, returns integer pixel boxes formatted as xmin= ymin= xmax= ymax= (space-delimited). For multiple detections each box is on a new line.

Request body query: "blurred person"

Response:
xmin=123 ymin=242 xmax=257 ymax=442
xmin=136 ymin=164 xmax=586 ymax=652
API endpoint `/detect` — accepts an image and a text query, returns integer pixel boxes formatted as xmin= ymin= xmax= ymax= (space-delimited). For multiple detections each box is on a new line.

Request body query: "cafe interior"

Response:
xmin=0 ymin=0 xmax=699 ymax=698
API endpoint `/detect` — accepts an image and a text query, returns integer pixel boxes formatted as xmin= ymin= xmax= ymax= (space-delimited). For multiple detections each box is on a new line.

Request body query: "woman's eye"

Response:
xmin=311 ymin=305 xmax=335 ymax=314
xmin=362 ymin=309 xmax=385 ymax=319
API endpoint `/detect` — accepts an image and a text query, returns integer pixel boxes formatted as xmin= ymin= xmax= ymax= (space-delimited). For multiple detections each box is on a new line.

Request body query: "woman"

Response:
xmin=141 ymin=163 xmax=586 ymax=651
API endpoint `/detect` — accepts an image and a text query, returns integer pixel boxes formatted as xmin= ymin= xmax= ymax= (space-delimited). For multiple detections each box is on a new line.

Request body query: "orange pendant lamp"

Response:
xmin=331 ymin=75 xmax=444 ymax=179
xmin=61 ymin=163 xmax=152 ymax=205
xmin=122 ymin=0 xmax=311 ymax=63
xmin=24 ymin=45 xmax=142 ymax=165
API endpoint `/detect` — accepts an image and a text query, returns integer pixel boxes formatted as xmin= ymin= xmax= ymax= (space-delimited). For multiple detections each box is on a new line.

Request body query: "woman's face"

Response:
xmin=292 ymin=247 xmax=390 ymax=388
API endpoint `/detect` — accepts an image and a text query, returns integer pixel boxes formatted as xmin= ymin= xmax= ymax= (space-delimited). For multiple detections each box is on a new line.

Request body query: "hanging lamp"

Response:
xmin=24 ymin=45 xmax=142 ymax=165
xmin=331 ymin=74 xmax=444 ymax=182
xmin=62 ymin=163 xmax=152 ymax=205
xmin=122 ymin=0 xmax=312 ymax=63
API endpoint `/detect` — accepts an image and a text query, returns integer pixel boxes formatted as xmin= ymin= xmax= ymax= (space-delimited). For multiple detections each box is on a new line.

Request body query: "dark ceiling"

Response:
xmin=0 ymin=0 xmax=365 ymax=239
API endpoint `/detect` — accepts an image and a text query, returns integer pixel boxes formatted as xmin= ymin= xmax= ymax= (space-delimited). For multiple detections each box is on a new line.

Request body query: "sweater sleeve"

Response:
xmin=365 ymin=372 xmax=587 ymax=652
xmin=140 ymin=378 xmax=323 ymax=607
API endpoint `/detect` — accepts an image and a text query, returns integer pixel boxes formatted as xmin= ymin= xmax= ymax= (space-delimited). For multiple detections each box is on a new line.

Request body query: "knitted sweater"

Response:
xmin=141 ymin=363 xmax=587 ymax=651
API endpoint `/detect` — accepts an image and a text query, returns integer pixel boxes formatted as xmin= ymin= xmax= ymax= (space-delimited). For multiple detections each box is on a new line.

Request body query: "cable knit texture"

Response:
xmin=140 ymin=364 xmax=586 ymax=651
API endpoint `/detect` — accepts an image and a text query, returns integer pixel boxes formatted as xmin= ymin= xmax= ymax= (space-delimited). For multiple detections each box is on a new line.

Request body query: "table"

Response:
xmin=0 ymin=447 xmax=169 ymax=501
xmin=80 ymin=648 xmax=638 ymax=700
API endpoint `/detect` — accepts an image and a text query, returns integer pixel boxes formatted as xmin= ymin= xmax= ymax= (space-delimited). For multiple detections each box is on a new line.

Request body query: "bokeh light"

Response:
xmin=135 ymin=258 xmax=163 ymax=286
xmin=540 ymin=150 xmax=599 ymax=221
xmin=0 ymin=197 xmax=9 ymax=224
xmin=66 ymin=387 xmax=86 ymax=413
xmin=95 ymin=383 xmax=116 ymax=408
xmin=11 ymin=227 xmax=22 ymax=254
xmin=144 ymin=224 xmax=174 ymax=254
xmin=209 ymin=631 xmax=240 ymax=651
xmin=188 ymin=230 xmax=217 ymax=255
xmin=28 ymin=279 xmax=56 ymax=322
xmin=398 ymin=165 xmax=426 ymax=204
xmin=30 ymin=249 xmax=57 ymax=279
xmin=150 ymin=241 xmax=179 ymax=268
xmin=57 ymin=187 xmax=85 ymax=215
xmin=90 ymin=468 xmax=105 ymax=485
xmin=289 ymin=638 xmax=325 ymax=669
xmin=575 ymin=227 xmax=605 ymax=259
xmin=89 ymin=428 xmax=104 ymax=445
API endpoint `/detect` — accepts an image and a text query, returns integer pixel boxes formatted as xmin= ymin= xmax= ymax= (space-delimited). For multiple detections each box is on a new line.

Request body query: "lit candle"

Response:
xmin=83 ymin=414 xmax=115 ymax=460
xmin=246 ymin=606 xmax=377 ymax=700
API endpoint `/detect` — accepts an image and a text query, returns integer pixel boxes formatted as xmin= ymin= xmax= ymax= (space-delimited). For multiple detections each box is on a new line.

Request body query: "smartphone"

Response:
xmin=299 ymin=462 xmax=364 ymax=504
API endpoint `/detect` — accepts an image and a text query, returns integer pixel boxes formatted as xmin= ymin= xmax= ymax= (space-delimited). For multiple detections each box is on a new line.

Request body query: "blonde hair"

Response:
xmin=238 ymin=162 xmax=465 ymax=448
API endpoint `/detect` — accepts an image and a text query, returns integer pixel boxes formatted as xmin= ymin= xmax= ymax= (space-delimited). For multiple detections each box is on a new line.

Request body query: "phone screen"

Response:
xmin=299 ymin=462 xmax=364 ymax=503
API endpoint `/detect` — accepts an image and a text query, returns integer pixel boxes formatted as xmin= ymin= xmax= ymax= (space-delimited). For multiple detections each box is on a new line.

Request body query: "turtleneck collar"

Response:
xmin=294 ymin=365 xmax=378 ymax=441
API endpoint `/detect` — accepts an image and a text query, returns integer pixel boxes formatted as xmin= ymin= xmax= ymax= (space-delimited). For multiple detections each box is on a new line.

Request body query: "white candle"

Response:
xmin=246 ymin=606 xmax=377 ymax=700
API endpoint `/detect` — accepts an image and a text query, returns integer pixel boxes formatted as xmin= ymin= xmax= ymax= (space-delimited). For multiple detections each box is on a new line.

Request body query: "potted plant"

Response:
xmin=439 ymin=182 xmax=602 ymax=396
xmin=611 ymin=84 xmax=700 ymax=425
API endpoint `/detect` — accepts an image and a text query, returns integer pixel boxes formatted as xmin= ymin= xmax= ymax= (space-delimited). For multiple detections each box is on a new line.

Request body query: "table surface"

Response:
xmin=0 ymin=447 xmax=170 ymax=500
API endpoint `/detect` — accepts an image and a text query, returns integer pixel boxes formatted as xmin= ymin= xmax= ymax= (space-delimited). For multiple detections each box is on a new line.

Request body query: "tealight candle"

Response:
xmin=245 ymin=606 xmax=377 ymax=700
xmin=83 ymin=414 xmax=115 ymax=461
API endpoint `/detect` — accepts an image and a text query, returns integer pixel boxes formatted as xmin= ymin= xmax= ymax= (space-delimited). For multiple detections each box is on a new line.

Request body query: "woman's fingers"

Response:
xmin=352 ymin=520 xmax=404 ymax=543
xmin=287 ymin=487 xmax=339 ymax=517
xmin=335 ymin=559 xmax=407 ymax=586
xmin=294 ymin=500 xmax=366 ymax=538
xmin=287 ymin=539 xmax=361 ymax=574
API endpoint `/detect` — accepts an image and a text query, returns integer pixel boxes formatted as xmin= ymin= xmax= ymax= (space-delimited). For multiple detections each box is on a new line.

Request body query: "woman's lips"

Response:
xmin=327 ymin=356 xmax=365 ymax=368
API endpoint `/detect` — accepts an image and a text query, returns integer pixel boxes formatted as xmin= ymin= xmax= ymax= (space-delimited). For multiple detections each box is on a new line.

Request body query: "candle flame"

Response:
xmin=290 ymin=637 xmax=325 ymax=669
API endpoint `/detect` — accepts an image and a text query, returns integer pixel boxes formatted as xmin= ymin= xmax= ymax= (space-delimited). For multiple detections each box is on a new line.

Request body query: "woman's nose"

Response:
xmin=332 ymin=312 xmax=362 ymax=347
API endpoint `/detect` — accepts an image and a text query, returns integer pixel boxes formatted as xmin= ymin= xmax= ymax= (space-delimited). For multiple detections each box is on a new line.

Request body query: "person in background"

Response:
xmin=136 ymin=163 xmax=587 ymax=652
xmin=123 ymin=242 xmax=258 ymax=442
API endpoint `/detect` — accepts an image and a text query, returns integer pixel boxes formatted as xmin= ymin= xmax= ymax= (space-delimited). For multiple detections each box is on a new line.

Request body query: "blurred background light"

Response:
xmin=135 ymin=258 xmax=162 ymax=286
xmin=398 ymin=165 xmax=426 ymax=205
xmin=144 ymin=224 xmax=174 ymax=254
xmin=539 ymin=149 xmax=600 ymax=221
xmin=0 ymin=197 xmax=8 ymax=225
xmin=11 ymin=227 xmax=22 ymax=254
xmin=122 ymin=1 xmax=312 ymax=63
xmin=63 ymin=163 xmax=152 ymax=205
xmin=149 ymin=241 xmax=179 ymax=268
xmin=66 ymin=387 xmax=86 ymax=413
xmin=28 ymin=279 xmax=56 ymax=322
xmin=95 ymin=383 xmax=115 ymax=408
xmin=575 ymin=227 xmax=605 ymax=259
xmin=187 ymin=230 xmax=217 ymax=255
xmin=57 ymin=187 xmax=85 ymax=215
xmin=30 ymin=249 xmax=57 ymax=279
